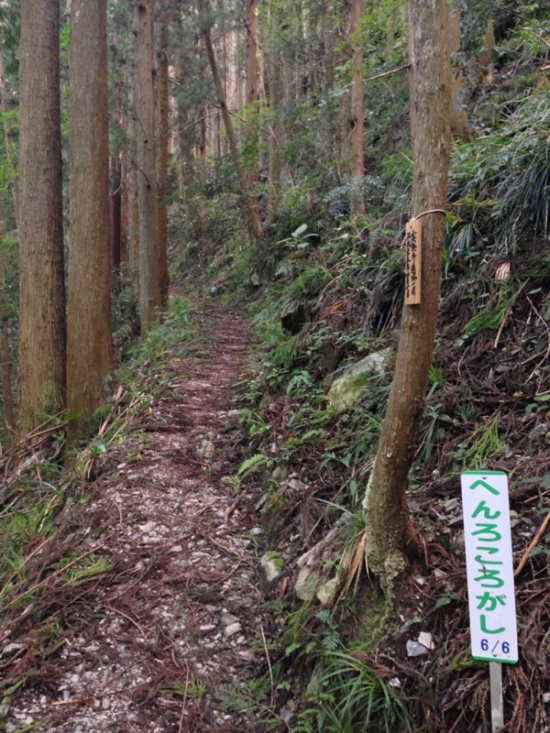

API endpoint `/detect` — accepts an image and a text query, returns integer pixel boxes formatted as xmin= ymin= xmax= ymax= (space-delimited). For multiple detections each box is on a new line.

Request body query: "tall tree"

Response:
xmin=67 ymin=0 xmax=112 ymax=440
xmin=244 ymin=0 xmax=259 ymax=209
xmin=349 ymin=0 xmax=365 ymax=215
xmin=266 ymin=5 xmax=283 ymax=217
xmin=17 ymin=0 xmax=66 ymax=436
xmin=363 ymin=0 xmax=451 ymax=596
xmin=134 ymin=0 xmax=163 ymax=334
xmin=156 ymin=0 xmax=170 ymax=307
xmin=197 ymin=0 xmax=263 ymax=243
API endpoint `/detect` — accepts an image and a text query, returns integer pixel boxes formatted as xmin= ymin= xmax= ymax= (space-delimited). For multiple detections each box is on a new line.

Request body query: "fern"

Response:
xmin=237 ymin=453 xmax=266 ymax=476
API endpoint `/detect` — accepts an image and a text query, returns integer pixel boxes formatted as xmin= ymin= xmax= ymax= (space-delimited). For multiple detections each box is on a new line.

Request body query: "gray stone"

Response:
xmin=327 ymin=350 xmax=389 ymax=412
xmin=418 ymin=632 xmax=435 ymax=650
xmin=406 ymin=640 xmax=429 ymax=657
xmin=294 ymin=566 xmax=318 ymax=602
xmin=317 ymin=578 xmax=338 ymax=605
xmin=224 ymin=622 xmax=242 ymax=637
xmin=260 ymin=552 xmax=284 ymax=583
xmin=221 ymin=613 xmax=239 ymax=625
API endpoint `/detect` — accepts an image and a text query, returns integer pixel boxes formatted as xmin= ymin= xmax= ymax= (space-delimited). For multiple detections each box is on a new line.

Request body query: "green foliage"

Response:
xmin=454 ymin=416 xmax=504 ymax=469
xmin=292 ymin=650 xmax=412 ymax=733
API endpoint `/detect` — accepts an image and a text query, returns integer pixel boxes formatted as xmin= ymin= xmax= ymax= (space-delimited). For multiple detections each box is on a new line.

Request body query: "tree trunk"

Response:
xmin=110 ymin=153 xmax=122 ymax=269
xmin=127 ymin=78 xmax=140 ymax=290
xmin=17 ymin=0 xmax=66 ymax=436
xmin=349 ymin=0 xmax=365 ymax=215
xmin=267 ymin=6 xmax=282 ymax=218
xmin=197 ymin=104 xmax=208 ymax=244
xmin=245 ymin=0 xmax=259 ymax=211
xmin=135 ymin=0 xmax=163 ymax=334
xmin=363 ymin=0 xmax=451 ymax=597
xmin=197 ymin=0 xmax=263 ymax=243
xmin=0 ymin=199 xmax=13 ymax=434
xmin=449 ymin=2 xmax=467 ymax=138
xmin=0 ymin=40 xmax=19 ymax=228
xmin=67 ymin=0 xmax=112 ymax=441
xmin=156 ymin=0 xmax=170 ymax=307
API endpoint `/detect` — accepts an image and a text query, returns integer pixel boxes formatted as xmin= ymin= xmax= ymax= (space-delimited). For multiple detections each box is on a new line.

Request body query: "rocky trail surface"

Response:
xmin=4 ymin=302 xmax=274 ymax=733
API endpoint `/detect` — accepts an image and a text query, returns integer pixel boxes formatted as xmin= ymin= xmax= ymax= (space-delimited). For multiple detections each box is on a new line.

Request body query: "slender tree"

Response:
xmin=197 ymin=0 xmax=263 ymax=243
xmin=0 ymin=201 xmax=13 ymax=433
xmin=67 ymin=0 xmax=112 ymax=440
xmin=156 ymin=0 xmax=170 ymax=307
xmin=363 ymin=0 xmax=452 ymax=596
xmin=349 ymin=0 xmax=365 ymax=215
xmin=245 ymin=0 xmax=259 ymax=209
xmin=266 ymin=5 xmax=283 ymax=217
xmin=17 ymin=0 xmax=66 ymax=436
xmin=134 ymin=0 xmax=163 ymax=334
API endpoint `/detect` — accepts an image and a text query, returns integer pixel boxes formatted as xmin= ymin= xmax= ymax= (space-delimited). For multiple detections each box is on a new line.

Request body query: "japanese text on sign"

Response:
xmin=461 ymin=471 xmax=518 ymax=663
xmin=404 ymin=218 xmax=422 ymax=305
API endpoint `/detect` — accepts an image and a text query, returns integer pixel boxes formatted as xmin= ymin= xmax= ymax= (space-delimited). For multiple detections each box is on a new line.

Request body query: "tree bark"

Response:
xmin=0 ymin=199 xmax=13 ymax=434
xmin=127 ymin=75 xmax=140 ymax=290
xmin=363 ymin=0 xmax=451 ymax=596
xmin=156 ymin=0 xmax=170 ymax=307
xmin=17 ymin=0 xmax=66 ymax=436
xmin=245 ymin=0 xmax=259 ymax=213
xmin=349 ymin=0 xmax=365 ymax=215
xmin=197 ymin=0 xmax=263 ymax=243
xmin=449 ymin=2 xmax=467 ymax=138
xmin=110 ymin=153 xmax=122 ymax=269
xmin=134 ymin=0 xmax=163 ymax=334
xmin=267 ymin=5 xmax=282 ymax=218
xmin=67 ymin=0 xmax=112 ymax=441
xmin=0 ymin=40 xmax=19 ymax=228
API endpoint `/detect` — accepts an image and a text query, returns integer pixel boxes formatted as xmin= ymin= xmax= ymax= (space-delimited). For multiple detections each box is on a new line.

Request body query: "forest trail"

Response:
xmin=6 ymin=301 xmax=270 ymax=733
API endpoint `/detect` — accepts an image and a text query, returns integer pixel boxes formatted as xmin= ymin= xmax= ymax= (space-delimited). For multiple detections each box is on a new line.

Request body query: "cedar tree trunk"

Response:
xmin=197 ymin=0 xmax=263 ymax=243
xmin=135 ymin=0 xmax=163 ymax=334
xmin=156 ymin=0 xmax=170 ymax=307
xmin=67 ymin=0 xmax=112 ymax=440
xmin=17 ymin=0 xmax=66 ymax=436
xmin=349 ymin=0 xmax=365 ymax=215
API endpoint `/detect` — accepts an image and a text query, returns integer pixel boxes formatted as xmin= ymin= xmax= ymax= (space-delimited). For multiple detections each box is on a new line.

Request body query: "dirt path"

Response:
xmin=7 ymin=303 xmax=271 ymax=733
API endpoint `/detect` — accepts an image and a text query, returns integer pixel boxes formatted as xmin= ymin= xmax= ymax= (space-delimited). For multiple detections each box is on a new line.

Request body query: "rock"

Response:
xmin=199 ymin=440 xmax=215 ymax=460
xmin=250 ymin=271 xmax=261 ymax=287
xmin=529 ymin=423 xmax=548 ymax=442
xmin=418 ymin=632 xmax=435 ymax=650
xmin=327 ymin=350 xmax=390 ymax=412
xmin=221 ymin=613 xmax=239 ymax=626
xmin=1 ymin=642 xmax=25 ymax=656
xmin=6 ymin=723 xmax=16 ymax=733
xmin=139 ymin=521 xmax=156 ymax=534
xmin=280 ymin=699 xmax=297 ymax=724
xmin=288 ymin=478 xmax=308 ymax=492
xmin=251 ymin=527 xmax=264 ymax=536
xmin=294 ymin=566 xmax=318 ymax=602
xmin=406 ymin=640 xmax=430 ymax=657
xmin=260 ymin=552 xmax=284 ymax=583
xmin=200 ymin=624 xmax=217 ymax=634
xmin=317 ymin=578 xmax=338 ymax=605
xmin=224 ymin=622 xmax=242 ymax=637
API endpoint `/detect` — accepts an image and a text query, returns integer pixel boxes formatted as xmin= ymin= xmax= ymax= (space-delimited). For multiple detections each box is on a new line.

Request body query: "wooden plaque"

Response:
xmin=404 ymin=217 xmax=422 ymax=305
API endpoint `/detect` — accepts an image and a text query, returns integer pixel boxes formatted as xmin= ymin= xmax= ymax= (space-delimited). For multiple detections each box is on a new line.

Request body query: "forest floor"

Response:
xmin=2 ymin=300 xmax=276 ymax=733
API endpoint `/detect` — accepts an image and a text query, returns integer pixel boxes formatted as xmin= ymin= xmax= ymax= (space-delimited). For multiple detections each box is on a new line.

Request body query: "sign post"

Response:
xmin=461 ymin=471 xmax=517 ymax=731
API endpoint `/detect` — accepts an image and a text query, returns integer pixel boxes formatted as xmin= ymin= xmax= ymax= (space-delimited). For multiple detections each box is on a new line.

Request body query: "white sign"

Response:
xmin=461 ymin=471 xmax=518 ymax=664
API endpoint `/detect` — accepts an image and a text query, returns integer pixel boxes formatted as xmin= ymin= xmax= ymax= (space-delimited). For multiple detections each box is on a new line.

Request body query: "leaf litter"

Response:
xmin=0 ymin=301 xmax=277 ymax=733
